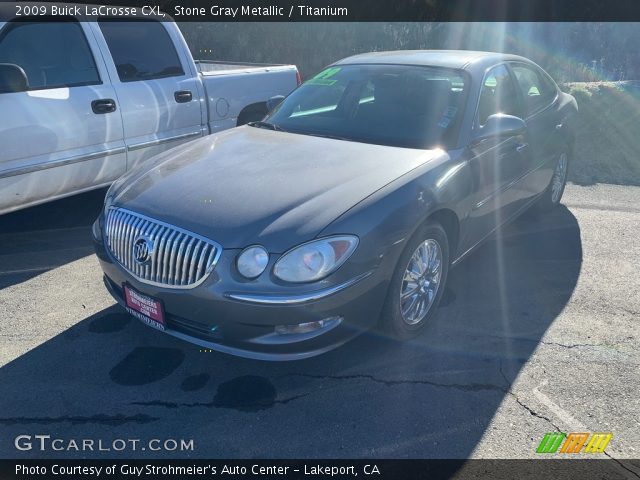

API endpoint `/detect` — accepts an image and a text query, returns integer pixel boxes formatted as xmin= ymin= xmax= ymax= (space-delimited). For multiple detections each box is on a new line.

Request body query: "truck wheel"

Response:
xmin=381 ymin=222 xmax=449 ymax=340
xmin=237 ymin=104 xmax=268 ymax=126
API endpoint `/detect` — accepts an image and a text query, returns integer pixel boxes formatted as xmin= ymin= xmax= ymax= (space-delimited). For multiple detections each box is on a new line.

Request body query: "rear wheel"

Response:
xmin=381 ymin=222 xmax=449 ymax=340
xmin=237 ymin=103 xmax=268 ymax=126
xmin=536 ymin=148 xmax=570 ymax=212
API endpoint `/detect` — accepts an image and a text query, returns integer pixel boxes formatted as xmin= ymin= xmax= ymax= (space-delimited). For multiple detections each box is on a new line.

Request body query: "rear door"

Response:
xmin=0 ymin=17 xmax=126 ymax=213
xmin=509 ymin=62 xmax=562 ymax=197
xmin=91 ymin=19 xmax=205 ymax=170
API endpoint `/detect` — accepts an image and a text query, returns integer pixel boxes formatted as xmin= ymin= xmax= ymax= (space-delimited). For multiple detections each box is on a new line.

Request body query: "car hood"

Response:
xmin=112 ymin=126 xmax=445 ymax=252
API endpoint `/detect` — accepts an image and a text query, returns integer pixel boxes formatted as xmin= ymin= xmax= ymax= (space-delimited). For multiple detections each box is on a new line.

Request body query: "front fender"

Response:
xmin=319 ymin=151 xmax=473 ymax=276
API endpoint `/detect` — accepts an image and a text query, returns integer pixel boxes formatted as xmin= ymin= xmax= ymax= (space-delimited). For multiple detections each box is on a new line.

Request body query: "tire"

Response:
xmin=381 ymin=222 xmax=449 ymax=340
xmin=237 ymin=104 xmax=268 ymax=126
xmin=536 ymin=147 xmax=570 ymax=212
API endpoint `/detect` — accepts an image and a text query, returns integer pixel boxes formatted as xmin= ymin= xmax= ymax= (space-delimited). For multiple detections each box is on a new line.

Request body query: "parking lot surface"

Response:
xmin=0 ymin=185 xmax=638 ymax=471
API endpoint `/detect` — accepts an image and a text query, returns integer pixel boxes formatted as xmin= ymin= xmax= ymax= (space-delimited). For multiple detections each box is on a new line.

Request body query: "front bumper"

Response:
xmin=92 ymin=218 xmax=389 ymax=361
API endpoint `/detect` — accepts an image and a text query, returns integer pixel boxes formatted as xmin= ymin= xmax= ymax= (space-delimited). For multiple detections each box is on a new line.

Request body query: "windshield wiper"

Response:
xmin=247 ymin=121 xmax=283 ymax=131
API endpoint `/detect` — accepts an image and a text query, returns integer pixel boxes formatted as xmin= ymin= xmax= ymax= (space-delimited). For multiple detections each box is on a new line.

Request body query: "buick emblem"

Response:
xmin=133 ymin=236 xmax=153 ymax=265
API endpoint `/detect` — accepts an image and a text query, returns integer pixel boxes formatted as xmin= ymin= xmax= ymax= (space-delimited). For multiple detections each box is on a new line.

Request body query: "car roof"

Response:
xmin=334 ymin=50 xmax=534 ymax=74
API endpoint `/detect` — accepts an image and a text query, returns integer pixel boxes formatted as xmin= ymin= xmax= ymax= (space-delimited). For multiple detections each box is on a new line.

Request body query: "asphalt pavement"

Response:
xmin=0 ymin=184 xmax=638 ymax=472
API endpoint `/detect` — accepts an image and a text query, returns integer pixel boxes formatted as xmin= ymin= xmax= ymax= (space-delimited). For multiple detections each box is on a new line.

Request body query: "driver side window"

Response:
xmin=477 ymin=65 xmax=522 ymax=126
xmin=0 ymin=18 xmax=100 ymax=90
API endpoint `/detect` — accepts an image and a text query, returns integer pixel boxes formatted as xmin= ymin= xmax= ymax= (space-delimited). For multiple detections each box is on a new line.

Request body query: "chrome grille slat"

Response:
xmin=115 ymin=210 xmax=125 ymax=262
xmin=155 ymin=228 xmax=172 ymax=283
xmin=205 ymin=248 xmax=216 ymax=276
xmin=145 ymin=223 xmax=162 ymax=280
xmin=195 ymin=243 xmax=209 ymax=279
xmin=123 ymin=216 xmax=138 ymax=270
xmin=118 ymin=211 xmax=128 ymax=263
xmin=180 ymin=238 xmax=197 ymax=285
xmin=117 ymin=210 xmax=127 ymax=263
xmin=174 ymin=235 xmax=188 ymax=285
xmin=189 ymin=241 xmax=203 ymax=284
xmin=168 ymin=232 xmax=183 ymax=283
xmin=138 ymin=218 xmax=155 ymax=278
xmin=120 ymin=213 xmax=132 ymax=265
xmin=151 ymin=225 xmax=167 ymax=282
xmin=104 ymin=208 xmax=222 ymax=289
xmin=129 ymin=217 xmax=144 ymax=275
xmin=161 ymin=230 xmax=178 ymax=284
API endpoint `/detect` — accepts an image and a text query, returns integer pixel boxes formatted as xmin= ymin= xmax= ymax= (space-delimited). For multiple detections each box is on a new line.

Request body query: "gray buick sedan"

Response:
xmin=93 ymin=50 xmax=578 ymax=360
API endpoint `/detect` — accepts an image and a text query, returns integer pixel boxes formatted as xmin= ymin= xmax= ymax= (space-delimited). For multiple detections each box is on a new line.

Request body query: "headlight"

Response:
xmin=237 ymin=245 xmax=269 ymax=279
xmin=273 ymin=236 xmax=358 ymax=283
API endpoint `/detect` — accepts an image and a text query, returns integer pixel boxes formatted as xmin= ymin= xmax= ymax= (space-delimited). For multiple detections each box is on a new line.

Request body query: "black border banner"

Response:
xmin=4 ymin=0 xmax=640 ymax=22
xmin=2 ymin=459 xmax=639 ymax=480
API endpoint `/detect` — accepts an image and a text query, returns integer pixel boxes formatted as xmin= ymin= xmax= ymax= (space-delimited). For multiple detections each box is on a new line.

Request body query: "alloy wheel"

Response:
xmin=551 ymin=152 xmax=568 ymax=203
xmin=400 ymin=239 xmax=443 ymax=325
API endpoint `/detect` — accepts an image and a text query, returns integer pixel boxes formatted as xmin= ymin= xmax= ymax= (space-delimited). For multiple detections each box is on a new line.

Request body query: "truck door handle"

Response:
xmin=91 ymin=99 xmax=116 ymax=114
xmin=174 ymin=90 xmax=192 ymax=103
xmin=516 ymin=143 xmax=529 ymax=153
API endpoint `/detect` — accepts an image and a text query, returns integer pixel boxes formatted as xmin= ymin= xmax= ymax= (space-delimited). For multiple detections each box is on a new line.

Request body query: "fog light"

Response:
xmin=275 ymin=316 xmax=342 ymax=335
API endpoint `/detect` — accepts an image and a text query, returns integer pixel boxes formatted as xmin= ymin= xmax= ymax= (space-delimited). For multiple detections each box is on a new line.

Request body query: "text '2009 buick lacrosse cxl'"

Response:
xmin=93 ymin=50 xmax=578 ymax=360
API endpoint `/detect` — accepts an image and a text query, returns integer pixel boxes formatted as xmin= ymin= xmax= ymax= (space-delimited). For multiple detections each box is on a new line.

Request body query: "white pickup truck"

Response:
xmin=0 ymin=6 xmax=300 ymax=214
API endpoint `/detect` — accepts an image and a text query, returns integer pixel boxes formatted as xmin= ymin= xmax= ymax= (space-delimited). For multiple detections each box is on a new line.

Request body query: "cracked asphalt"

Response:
xmin=0 ymin=184 xmax=638 ymax=471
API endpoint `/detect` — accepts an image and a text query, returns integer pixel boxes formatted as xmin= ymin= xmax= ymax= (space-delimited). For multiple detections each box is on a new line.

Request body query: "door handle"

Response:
xmin=516 ymin=143 xmax=529 ymax=153
xmin=174 ymin=90 xmax=192 ymax=103
xmin=91 ymin=99 xmax=116 ymax=114
xmin=555 ymin=123 xmax=563 ymax=130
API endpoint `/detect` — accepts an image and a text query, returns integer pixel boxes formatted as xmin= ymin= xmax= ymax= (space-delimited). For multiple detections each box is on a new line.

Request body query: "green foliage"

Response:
xmin=566 ymin=83 xmax=640 ymax=186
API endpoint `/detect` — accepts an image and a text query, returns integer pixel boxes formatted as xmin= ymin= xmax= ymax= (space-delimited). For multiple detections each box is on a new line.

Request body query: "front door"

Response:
xmin=466 ymin=64 xmax=532 ymax=245
xmin=0 ymin=18 xmax=126 ymax=213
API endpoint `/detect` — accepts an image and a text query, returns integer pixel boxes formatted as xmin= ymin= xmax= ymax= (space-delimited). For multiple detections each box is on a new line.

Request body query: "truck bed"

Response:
xmin=196 ymin=60 xmax=297 ymax=76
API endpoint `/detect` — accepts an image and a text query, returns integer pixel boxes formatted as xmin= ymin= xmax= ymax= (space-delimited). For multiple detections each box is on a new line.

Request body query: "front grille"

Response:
xmin=104 ymin=207 xmax=222 ymax=288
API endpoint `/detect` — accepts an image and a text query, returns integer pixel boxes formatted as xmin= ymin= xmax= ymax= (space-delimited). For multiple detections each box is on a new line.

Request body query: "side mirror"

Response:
xmin=475 ymin=113 xmax=526 ymax=142
xmin=266 ymin=95 xmax=285 ymax=113
xmin=0 ymin=63 xmax=28 ymax=94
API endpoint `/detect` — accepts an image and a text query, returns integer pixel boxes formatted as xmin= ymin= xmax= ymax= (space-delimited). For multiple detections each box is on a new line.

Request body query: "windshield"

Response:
xmin=263 ymin=64 xmax=468 ymax=149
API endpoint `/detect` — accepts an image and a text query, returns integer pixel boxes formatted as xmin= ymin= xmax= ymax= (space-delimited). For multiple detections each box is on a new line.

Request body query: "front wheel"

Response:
xmin=536 ymin=148 xmax=570 ymax=212
xmin=381 ymin=222 xmax=449 ymax=340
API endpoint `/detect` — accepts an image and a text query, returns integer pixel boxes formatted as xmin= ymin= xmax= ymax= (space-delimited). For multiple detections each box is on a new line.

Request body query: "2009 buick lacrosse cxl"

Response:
xmin=93 ymin=50 xmax=577 ymax=360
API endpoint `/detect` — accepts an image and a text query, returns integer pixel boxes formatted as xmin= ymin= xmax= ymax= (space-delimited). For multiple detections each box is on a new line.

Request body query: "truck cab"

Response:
xmin=0 ymin=5 xmax=299 ymax=214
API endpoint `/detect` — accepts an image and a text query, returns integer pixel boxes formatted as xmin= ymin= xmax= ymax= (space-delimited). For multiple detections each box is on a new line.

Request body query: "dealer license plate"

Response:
xmin=123 ymin=284 xmax=166 ymax=331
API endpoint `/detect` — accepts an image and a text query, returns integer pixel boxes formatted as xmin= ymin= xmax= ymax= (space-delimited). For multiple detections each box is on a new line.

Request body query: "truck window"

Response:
xmin=0 ymin=18 xmax=100 ymax=90
xmin=98 ymin=20 xmax=184 ymax=82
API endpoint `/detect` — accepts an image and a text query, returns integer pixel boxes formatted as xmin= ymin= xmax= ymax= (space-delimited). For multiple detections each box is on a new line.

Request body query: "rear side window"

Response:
xmin=511 ymin=64 xmax=557 ymax=115
xmin=477 ymin=64 xmax=523 ymax=125
xmin=0 ymin=18 xmax=100 ymax=90
xmin=98 ymin=20 xmax=184 ymax=82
